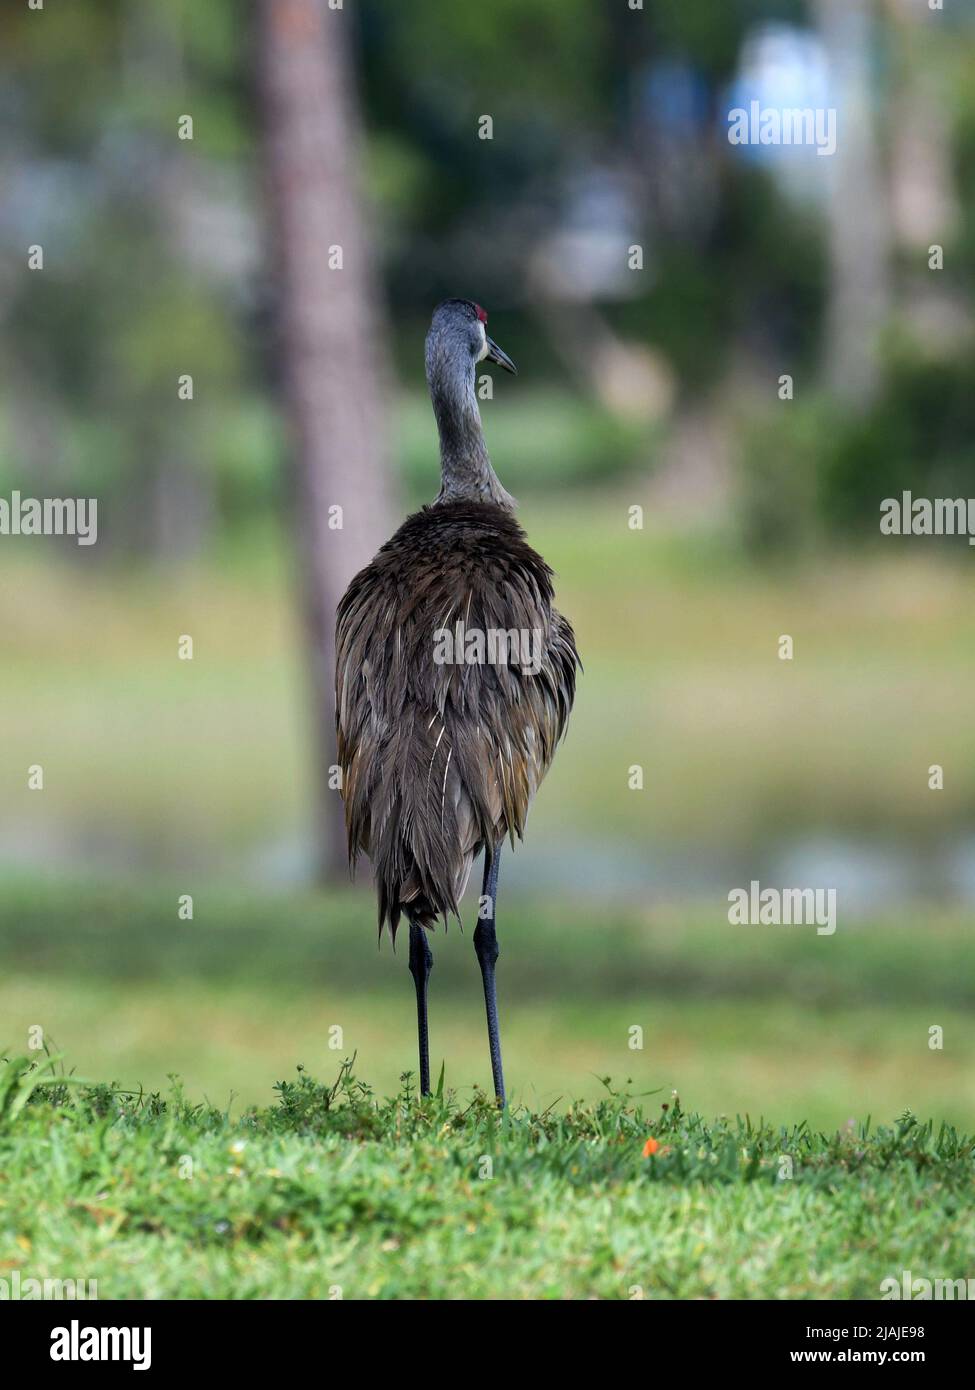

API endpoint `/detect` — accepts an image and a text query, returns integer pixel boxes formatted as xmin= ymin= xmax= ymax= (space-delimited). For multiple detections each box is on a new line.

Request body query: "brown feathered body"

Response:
xmin=336 ymin=500 xmax=578 ymax=936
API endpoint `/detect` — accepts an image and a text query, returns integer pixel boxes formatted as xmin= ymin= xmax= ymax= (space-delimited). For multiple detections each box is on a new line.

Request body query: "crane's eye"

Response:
xmin=474 ymin=304 xmax=488 ymax=324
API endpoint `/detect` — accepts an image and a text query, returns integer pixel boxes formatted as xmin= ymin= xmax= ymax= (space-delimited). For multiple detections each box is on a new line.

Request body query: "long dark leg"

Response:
xmin=474 ymin=845 xmax=505 ymax=1105
xmin=408 ymin=920 xmax=433 ymax=1095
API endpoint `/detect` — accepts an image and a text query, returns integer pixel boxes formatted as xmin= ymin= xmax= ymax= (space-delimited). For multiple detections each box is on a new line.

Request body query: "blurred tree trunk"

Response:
xmin=814 ymin=0 xmax=891 ymax=410
xmin=257 ymin=0 xmax=396 ymax=883
xmin=887 ymin=4 xmax=963 ymax=349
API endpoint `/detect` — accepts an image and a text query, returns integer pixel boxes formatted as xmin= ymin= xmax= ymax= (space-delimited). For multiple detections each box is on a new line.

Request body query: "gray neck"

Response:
xmin=427 ymin=348 xmax=515 ymax=510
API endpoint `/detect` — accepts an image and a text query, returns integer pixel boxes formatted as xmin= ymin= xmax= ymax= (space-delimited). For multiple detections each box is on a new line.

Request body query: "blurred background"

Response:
xmin=2 ymin=0 xmax=974 ymax=1127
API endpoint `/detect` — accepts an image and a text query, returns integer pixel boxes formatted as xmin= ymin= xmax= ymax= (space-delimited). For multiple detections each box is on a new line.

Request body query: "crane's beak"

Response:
xmin=485 ymin=336 xmax=517 ymax=375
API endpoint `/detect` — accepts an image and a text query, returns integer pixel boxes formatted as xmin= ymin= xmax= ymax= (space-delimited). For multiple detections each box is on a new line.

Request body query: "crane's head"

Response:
xmin=425 ymin=299 xmax=517 ymax=381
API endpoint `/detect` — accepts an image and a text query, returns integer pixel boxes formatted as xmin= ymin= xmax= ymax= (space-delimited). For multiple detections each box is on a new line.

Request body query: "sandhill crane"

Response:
xmin=335 ymin=299 xmax=579 ymax=1104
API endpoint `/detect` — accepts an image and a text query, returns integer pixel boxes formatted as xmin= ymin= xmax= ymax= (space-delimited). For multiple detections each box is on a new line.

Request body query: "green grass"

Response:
xmin=2 ymin=1055 xmax=971 ymax=1300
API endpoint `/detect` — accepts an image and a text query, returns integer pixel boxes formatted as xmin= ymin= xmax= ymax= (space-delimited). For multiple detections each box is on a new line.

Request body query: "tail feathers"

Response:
xmin=365 ymin=732 xmax=497 ymax=940
xmin=373 ymin=797 xmax=480 ymax=940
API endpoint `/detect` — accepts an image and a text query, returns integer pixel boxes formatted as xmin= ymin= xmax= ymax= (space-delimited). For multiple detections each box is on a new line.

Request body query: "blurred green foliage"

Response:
xmin=821 ymin=351 xmax=975 ymax=536
xmin=7 ymin=0 xmax=974 ymax=556
xmin=741 ymin=349 xmax=975 ymax=557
